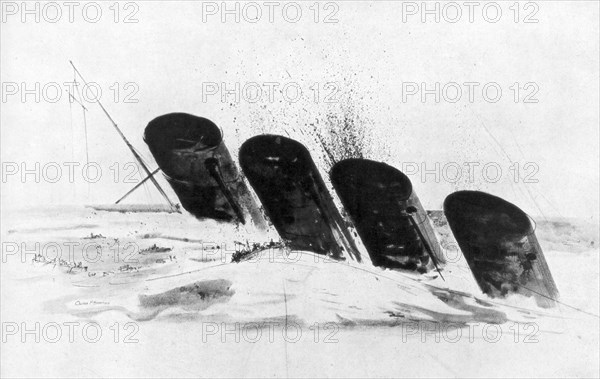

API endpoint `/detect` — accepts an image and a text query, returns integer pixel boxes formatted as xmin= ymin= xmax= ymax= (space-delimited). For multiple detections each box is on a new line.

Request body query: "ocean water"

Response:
xmin=1 ymin=205 xmax=598 ymax=377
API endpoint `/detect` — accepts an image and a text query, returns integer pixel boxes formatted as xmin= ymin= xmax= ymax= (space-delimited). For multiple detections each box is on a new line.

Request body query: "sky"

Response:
xmin=1 ymin=1 xmax=598 ymax=221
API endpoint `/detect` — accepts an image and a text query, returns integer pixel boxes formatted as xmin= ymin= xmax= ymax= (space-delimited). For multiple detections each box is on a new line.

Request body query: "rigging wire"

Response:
xmin=67 ymin=89 xmax=74 ymax=162
xmin=69 ymin=69 xmax=91 ymax=198
xmin=469 ymin=109 xmax=548 ymax=220
xmin=69 ymin=60 xmax=177 ymax=211
xmin=72 ymin=69 xmax=90 ymax=167
xmin=67 ymin=88 xmax=76 ymax=199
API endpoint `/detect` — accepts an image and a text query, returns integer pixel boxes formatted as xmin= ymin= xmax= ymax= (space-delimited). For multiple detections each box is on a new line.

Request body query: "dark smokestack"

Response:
xmin=239 ymin=135 xmax=361 ymax=262
xmin=444 ymin=190 xmax=559 ymax=307
xmin=330 ymin=158 xmax=445 ymax=273
xmin=144 ymin=113 xmax=265 ymax=227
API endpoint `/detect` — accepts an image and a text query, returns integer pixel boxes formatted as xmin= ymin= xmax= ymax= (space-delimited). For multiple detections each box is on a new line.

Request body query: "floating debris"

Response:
xmin=32 ymin=254 xmax=88 ymax=273
xmin=231 ymin=240 xmax=284 ymax=263
xmin=140 ymin=244 xmax=173 ymax=254
xmin=83 ymin=232 xmax=105 ymax=239
xmin=118 ymin=264 xmax=139 ymax=272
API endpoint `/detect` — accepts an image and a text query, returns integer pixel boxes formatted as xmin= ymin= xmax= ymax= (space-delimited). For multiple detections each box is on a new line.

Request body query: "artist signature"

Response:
xmin=74 ymin=300 xmax=110 ymax=306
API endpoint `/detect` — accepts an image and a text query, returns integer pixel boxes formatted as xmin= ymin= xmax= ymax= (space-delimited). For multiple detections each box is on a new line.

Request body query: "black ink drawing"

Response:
xmin=2 ymin=4 xmax=598 ymax=377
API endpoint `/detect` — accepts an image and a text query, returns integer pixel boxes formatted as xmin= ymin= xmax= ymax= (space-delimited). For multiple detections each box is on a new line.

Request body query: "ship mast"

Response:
xmin=69 ymin=61 xmax=178 ymax=212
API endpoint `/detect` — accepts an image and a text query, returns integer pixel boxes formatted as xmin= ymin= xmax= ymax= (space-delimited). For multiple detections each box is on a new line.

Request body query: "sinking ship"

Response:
xmin=64 ymin=61 xmax=558 ymax=308
xmin=138 ymin=112 xmax=559 ymax=308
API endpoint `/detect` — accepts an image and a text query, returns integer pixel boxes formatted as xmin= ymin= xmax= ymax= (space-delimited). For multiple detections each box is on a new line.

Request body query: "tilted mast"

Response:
xmin=69 ymin=61 xmax=178 ymax=211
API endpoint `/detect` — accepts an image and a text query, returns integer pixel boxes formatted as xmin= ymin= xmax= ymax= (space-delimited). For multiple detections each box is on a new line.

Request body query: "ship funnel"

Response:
xmin=239 ymin=135 xmax=361 ymax=262
xmin=331 ymin=159 xmax=445 ymax=272
xmin=444 ymin=190 xmax=559 ymax=307
xmin=144 ymin=113 xmax=264 ymax=227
